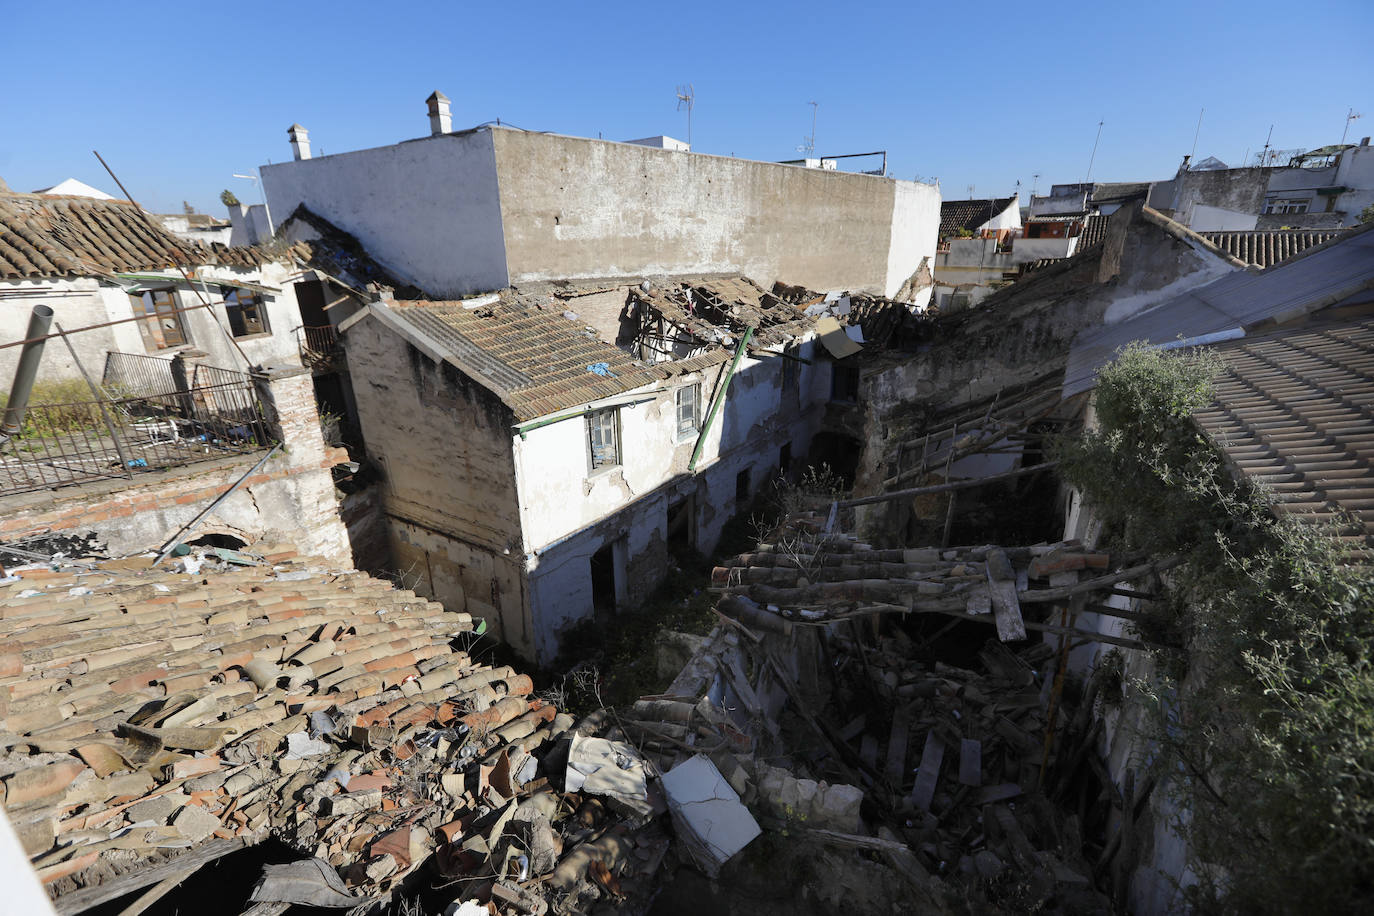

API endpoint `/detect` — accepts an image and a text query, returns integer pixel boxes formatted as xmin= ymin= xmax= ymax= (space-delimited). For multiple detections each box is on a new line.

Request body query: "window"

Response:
xmin=675 ymin=384 xmax=699 ymax=440
xmin=587 ymin=408 xmax=620 ymax=471
xmin=222 ymin=287 xmax=269 ymax=337
xmin=129 ymin=288 xmax=189 ymax=349
xmin=1262 ymin=198 xmax=1310 ymax=215
xmin=831 ymin=364 xmax=861 ymax=402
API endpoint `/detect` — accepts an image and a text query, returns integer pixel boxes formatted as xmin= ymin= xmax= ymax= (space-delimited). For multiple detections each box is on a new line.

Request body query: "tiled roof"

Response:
xmin=939 ymin=197 xmax=1017 ymax=237
xmin=0 ymin=192 xmax=270 ymax=280
xmin=0 ymin=543 xmax=564 ymax=903
xmin=1193 ymin=316 xmax=1374 ymax=553
xmin=1075 ymin=214 xmax=1112 ymax=252
xmin=390 ymin=297 xmax=732 ymax=421
xmin=1064 ymin=222 xmax=1374 ymax=397
xmin=1198 ymin=229 xmax=1348 ymax=269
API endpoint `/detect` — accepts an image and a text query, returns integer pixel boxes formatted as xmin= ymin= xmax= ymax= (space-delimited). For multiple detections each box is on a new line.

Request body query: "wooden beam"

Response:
xmin=837 ymin=462 xmax=1060 ymax=509
xmin=115 ymin=866 xmax=200 ymax=916
xmin=908 ymin=731 xmax=947 ymax=812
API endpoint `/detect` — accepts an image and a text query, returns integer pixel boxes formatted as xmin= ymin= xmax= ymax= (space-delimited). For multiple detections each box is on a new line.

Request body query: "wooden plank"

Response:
xmin=983 ymin=574 xmax=1027 ymax=645
xmin=958 ymin=738 xmax=982 ymax=787
xmin=116 ymin=865 xmax=200 ymax=916
xmin=908 ymin=731 xmax=947 ymax=812
xmin=839 ymin=714 xmax=867 ymax=743
xmin=860 ymin=733 xmax=880 ymax=770
xmin=976 ymin=782 xmax=1024 ymax=805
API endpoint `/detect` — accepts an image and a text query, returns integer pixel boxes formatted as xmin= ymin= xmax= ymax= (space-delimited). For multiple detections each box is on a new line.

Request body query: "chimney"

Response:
xmin=1361 ymin=137 xmax=1370 ymax=147
xmin=288 ymin=124 xmax=311 ymax=161
xmin=427 ymin=91 xmax=451 ymax=136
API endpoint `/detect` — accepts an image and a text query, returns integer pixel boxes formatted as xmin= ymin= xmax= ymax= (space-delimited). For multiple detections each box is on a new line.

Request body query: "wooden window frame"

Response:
xmin=587 ymin=408 xmax=621 ymax=472
xmin=222 ymin=287 xmax=270 ymax=337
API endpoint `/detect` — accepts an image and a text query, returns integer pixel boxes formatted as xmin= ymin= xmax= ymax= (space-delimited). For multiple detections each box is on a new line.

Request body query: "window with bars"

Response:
xmin=129 ymin=288 xmax=189 ymax=349
xmin=1262 ymin=198 xmax=1311 ymax=215
xmin=675 ymin=384 xmax=699 ymax=440
xmin=588 ymin=408 xmax=620 ymax=471
xmin=222 ymin=287 xmax=269 ymax=337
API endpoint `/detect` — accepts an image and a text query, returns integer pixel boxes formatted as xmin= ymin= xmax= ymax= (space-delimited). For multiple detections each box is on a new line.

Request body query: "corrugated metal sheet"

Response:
xmin=1194 ymin=316 xmax=1374 ymax=552
xmin=1064 ymin=224 xmax=1374 ymax=397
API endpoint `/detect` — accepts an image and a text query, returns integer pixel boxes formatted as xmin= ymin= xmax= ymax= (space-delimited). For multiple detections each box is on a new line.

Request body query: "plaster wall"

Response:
xmin=1187 ymin=204 xmax=1258 ymax=232
xmin=490 ymin=129 xmax=936 ymax=297
xmin=515 ymin=340 xmax=823 ymax=661
xmin=1170 ymin=166 xmax=1272 ymax=228
xmin=261 ymin=130 xmax=509 ymax=297
xmin=1014 ymin=237 xmax=1077 ymax=261
xmin=341 ymin=313 xmax=527 ymax=648
xmin=0 ymin=278 xmax=146 ymax=383
xmin=884 ymin=181 xmax=943 ymax=298
xmin=1029 ymin=190 xmax=1088 ymax=217
xmin=1333 ymin=145 xmax=1374 ymax=225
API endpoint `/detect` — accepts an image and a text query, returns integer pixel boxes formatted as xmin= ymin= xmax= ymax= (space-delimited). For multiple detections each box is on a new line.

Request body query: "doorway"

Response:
xmin=591 ymin=539 xmax=625 ymax=615
xmin=667 ymin=495 xmax=695 ymax=555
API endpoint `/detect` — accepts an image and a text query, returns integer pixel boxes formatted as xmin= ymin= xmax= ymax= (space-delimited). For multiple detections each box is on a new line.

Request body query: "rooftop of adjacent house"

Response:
xmin=1193 ymin=314 xmax=1374 ymax=554
xmin=278 ymin=204 xmax=416 ymax=296
xmin=0 ymin=192 xmax=269 ymax=281
xmin=1089 ymin=182 xmax=1153 ymax=205
xmin=939 ymin=197 xmax=1017 ymax=237
xmin=1064 ymin=221 xmax=1374 ymax=397
xmin=366 ymin=277 xmax=824 ymax=422
xmin=0 ymin=542 xmax=571 ymax=906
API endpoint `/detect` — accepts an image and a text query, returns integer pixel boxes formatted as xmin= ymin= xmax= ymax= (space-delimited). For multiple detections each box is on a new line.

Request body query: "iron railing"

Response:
xmin=297 ymin=325 xmax=341 ymax=372
xmin=0 ymin=354 xmax=272 ymax=496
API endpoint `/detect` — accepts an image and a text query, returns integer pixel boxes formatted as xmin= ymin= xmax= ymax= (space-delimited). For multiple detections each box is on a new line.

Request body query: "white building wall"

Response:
xmin=885 ymin=180 xmax=943 ymax=299
xmin=1188 ymin=204 xmax=1258 ymax=232
xmin=261 ymin=130 xmax=509 ymax=297
xmin=514 ymin=340 xmax=824 ymax=660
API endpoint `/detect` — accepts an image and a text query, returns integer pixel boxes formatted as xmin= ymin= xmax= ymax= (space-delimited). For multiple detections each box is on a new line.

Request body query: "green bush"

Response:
xmin=1056 ymin=343 xmax=1374 ymax=914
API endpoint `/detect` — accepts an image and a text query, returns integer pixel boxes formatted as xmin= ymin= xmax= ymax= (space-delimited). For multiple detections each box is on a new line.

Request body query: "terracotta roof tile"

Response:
xmin=0 ymin=192 xmax=272 ymax=280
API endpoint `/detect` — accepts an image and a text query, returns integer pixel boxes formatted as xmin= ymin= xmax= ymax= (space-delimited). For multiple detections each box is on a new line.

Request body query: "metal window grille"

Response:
xmin=588 ymin=409 xmax=619 ymax=470
xmin=675 ymin=385 xmax=698 ymax=438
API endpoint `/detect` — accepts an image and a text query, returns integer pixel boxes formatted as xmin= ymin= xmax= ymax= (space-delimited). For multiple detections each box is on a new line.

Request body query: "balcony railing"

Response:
xmin=298 ymin=325 xmax=341 ymax=371
xmin=0 ymin=353 xmax=272 ymax=497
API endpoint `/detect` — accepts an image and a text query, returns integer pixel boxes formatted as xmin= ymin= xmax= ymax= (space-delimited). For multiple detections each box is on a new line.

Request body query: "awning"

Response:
xmin=116 ymin=273 xmax=280 ymax=295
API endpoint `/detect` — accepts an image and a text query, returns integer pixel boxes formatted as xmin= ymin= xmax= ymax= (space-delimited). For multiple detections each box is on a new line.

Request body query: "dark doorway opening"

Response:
xmin=736 ymin=467 xmax=751 ymax=504
xmin=591 ymin=541 xmax=618 ymax=615
xmin=808 ymin=432 xmax=863 ymax=486
xmin=294 ymin=278 xmax=329 ymax=327
xmin=667 ymin=495 xmax=695 ymax=554
xmin=779 ymin=442 xmax=793 ymax=480
xmin=185 ymin=533 xmax=248 ymax=550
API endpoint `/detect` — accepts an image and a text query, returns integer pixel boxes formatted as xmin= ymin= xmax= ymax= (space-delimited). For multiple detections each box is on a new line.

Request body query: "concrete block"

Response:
xmin=660 ymin=754 xmax=761 ymax=876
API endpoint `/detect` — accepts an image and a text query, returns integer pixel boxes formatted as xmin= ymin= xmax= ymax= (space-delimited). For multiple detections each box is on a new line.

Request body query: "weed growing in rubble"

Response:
xmin=1056 ymin=343 xmax=1374 ymax=915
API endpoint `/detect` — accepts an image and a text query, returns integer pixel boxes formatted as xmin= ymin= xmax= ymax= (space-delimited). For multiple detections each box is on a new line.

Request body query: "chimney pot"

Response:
xmin=288 ymin=124 xmax=312 ymax=161
xmin=427 ymin=91 xmax=452 ymax=136
xmin=1361 ymin=136 xmax=1371 ymax=147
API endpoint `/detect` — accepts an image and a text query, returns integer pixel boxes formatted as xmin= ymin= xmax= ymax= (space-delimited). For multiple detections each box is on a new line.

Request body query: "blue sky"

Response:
xmin=2 ymin=0 xmax=1371 ymax=215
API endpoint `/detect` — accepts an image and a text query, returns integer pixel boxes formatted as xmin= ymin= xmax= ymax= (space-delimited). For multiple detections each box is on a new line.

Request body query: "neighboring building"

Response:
xmin=1158 ymin=140 xmax=1374 ymax=231
xmin=156 ymin=210 xmax=232 ymax=246
xmin=258 ymin=92 xmax=941 ymax=304
xmin=623 ymin=135 xmax=691 ymax=152
xmin=336 ymin=277 xmax=846 ymax=662
xmin=0 ymin=190 xmax=308 ymax=383
xmin=28 ymin=178 xmax=114 ymax=200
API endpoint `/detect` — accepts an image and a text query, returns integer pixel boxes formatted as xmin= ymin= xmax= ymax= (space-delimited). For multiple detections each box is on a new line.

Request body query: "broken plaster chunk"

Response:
xmin=564 ymin=734 xmax=647 ymax=802
xmin=660 ymin=754 xmax=761 ymax=875
xmin=171 ymin=804 xmax=222 ymax=843
xmin=285 ymin=732 xmax=331 ymax=759
xmin=811 ymin=783 xmax=864 ymax=834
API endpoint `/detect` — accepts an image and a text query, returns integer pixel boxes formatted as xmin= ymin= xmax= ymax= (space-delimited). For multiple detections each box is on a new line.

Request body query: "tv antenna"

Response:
xmin=1342 ymin=107 xmax=1363 ymax=146
xmin=1084 ymin=119 xmax=1104 ymax=184
xmin=1031 ymin=173 xmax=1041 ymax=197
xmin=1260 ymin=124 xmax=1274 ymax=166
xmin=797 ymin=101 xmax=818 ymax=156
xmin=967 ymin=184 xmax=976 ymax=199
xmin=675 ymin=84 xmax=695 ymax=147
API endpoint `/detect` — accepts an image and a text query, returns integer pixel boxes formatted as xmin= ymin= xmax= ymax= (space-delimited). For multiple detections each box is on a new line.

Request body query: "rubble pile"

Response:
xmin=0 ymin=545 xmax=666 ymax=914
xmin=600 ymin=513 xmax=1131 ymax=912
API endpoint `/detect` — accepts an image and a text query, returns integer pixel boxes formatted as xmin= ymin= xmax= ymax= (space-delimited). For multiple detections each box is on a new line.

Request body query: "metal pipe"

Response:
xmin=688 ymin=326 xmax=753 ymax=472
xmin=2 ymin=304 xmax=54 ymax=440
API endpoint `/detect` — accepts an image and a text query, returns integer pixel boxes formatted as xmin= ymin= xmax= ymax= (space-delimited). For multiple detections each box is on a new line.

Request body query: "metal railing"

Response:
xmin=297 ymin=325 xmax=341 ymax=372
xmin=0 ymin=354 xmax=272 ymax=496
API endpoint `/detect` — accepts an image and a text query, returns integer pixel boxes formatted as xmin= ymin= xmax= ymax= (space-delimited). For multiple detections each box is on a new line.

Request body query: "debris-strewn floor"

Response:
xmin=586 ymin=511 xmax=1130 ymax=915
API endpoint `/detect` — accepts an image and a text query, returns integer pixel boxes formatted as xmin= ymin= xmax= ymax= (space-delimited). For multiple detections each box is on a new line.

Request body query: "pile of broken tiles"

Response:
xmin=0 ymin=544 xmax=590 ymax=910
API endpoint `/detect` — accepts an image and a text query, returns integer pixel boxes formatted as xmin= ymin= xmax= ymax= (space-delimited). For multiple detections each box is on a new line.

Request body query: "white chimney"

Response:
xmin=427 ymin=91 xmax=451 ymax=136
xmin=288 ymin=124 xmax=311 ymax=161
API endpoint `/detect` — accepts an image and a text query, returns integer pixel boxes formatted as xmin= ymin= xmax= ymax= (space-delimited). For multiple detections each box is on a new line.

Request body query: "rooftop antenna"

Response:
xmin=967 ymin=184 xmax=975 ymax=199
xmin=675 ymin=84 xmax=695 ymax=147
xmin=798 ymin=101 xmax=818 ymax=157
xmin=1084 ymin=119 xmax=1104 ymax=184
xmin=1031 ymin=173 xmax=1040 ymax=198
xmin=1190 ymin=107 xmax=1204 ymax=162
xmin=1342 ymin=107 xmax=1363 ymax=146
xmin=1260 ymin=124 xmax=1274 ymax=166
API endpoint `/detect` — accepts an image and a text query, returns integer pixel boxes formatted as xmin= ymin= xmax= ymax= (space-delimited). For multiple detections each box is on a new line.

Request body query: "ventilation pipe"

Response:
xmin=1 ymin=305 xmax=54 ymax=445
xmin=427 ymin=91 xmax=452 ymax=136
xmin=288 ymin=124 xmax=311 ymax=161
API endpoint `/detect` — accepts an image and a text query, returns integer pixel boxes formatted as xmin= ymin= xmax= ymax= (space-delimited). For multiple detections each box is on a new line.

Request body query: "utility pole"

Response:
xmin=1190 ymin=108 xmax=1204 ymax=162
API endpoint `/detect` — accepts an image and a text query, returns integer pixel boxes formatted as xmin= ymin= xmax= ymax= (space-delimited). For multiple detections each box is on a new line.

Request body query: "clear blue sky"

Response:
xmin=3 ymin=0 xmax=1371 ymax=215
